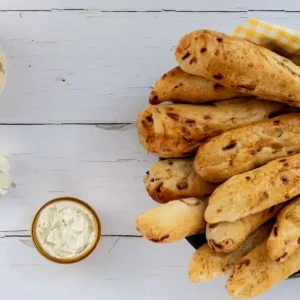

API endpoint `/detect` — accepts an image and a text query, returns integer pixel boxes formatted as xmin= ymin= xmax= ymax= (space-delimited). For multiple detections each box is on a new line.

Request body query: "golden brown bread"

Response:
xmin=135 ymin=197 xmax=207 ymax=243
xmin=206 ymin=203 xmax=284 ymax=253
xmin=267 ymin=196 xmax=300 ymax=262
xmin=195 ymin=113 xmax=300 ymax=183
xmin=136 ymin=99 xmax=290 ymax=158
xmin=188 ymin=222 xmax=272 ymax=283
xmin=149 ymin=66 xmax=242 ymax=105
xmin=175 ymin=30 xmax=300 ymax=106
xmin=226 ymin=242 xmax=300 ymax=298
xmin=205 ymin=153 xmax=300 ymax=223
xmin=144 ymin=158 xmax=217 ymax=203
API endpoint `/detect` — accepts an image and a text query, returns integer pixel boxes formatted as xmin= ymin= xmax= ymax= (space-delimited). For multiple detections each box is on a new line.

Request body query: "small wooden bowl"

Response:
xmin=31 ymin=197 xmax=101 ymax=264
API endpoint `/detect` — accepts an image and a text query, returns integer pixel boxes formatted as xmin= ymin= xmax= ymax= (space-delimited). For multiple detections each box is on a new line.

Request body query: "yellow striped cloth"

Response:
xmin=233 ymin=18 xmax=300 ymax=65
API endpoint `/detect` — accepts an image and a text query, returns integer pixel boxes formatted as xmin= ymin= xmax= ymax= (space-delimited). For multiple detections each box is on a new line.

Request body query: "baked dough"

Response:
xmin=176 ymin=30 xmax=300 ymax=106
xmin=189 ymin=223 xmax=272 ymax=282
xmin=149 ymin=66 xmax=242 ymax=105
xmin=206 ymin=203 xmax=284 ymax=253
xmin=195 ymin=113 xmax=300 ymax=183
xmin=205 ymin=153 xmax=300 ymax=223
xmin=135 ymin=197 xmax=207 ymax=243
xmin=267 ymin=196 xmax=300 ymax=262
xmin=144 ymin=158 xmax=217 ymax=203
xmin=227 ymin=242 xmax=300 ymax=298
xmin=137 ymin=99 xmax=289 ymax=158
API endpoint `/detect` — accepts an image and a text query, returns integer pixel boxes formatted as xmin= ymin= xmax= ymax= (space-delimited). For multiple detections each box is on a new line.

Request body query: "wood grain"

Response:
xmin=0 ymin=2 xmax=299 ymax=299
xmin=0 ymin=0 xmax=300 ymax=11
xmin=0 ymin=234 xmax=299 ymax=300
xmin=0 ymin=124 xmax=157 ymax=234
xmin=0 ymin=11 xmax=300 ymax=123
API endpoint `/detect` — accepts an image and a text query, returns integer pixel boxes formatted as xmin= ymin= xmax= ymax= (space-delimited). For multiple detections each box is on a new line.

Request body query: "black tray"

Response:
xmin=185 ymin=234 xmax=300 ymax=279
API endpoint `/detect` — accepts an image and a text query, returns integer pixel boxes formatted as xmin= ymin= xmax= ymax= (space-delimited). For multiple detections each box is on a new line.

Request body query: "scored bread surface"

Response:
xmin=176 ymin=30 xmax=300 ymax=106
xmin=267 ymin=195 xmax=300 ymax=262
xmin=136 ymin=99 xmax=290 ymax=158
xmin=205 ymin=153 xmax=300 ymax=223
xmin=195 ymin=113 xmax=300 ymax=183
xmin=135 ymin=197 xmax=207 ymax=243
xmin=227 ymin=242 xmax=300 ymax=298
xmin=206 ymin=203 xmax=284 ymax=253
xmin=149 ymin=66 xmax=242 ymax=105
xmin=189 ymin=222 xmax=272 ymax=283
xmin=144 ymin=158 xmax=217 ymax=203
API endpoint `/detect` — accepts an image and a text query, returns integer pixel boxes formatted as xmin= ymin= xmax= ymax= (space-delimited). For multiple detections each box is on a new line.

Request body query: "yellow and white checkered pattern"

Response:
xmin=233 ymin=18 xmax=300 ymax=65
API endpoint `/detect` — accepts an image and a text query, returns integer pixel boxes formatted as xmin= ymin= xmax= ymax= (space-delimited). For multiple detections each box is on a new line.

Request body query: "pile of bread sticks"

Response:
xmin=135 ymin=29 xmax=300 ymax=298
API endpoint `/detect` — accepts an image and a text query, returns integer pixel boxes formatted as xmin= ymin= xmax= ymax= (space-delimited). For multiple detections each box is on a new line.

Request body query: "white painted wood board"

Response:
xmin=0 ymin=11 xmax=300 ymax=123
xmin=0 ymin=1 xmax=299 ymax=299
xmin=0 ymin=124 xmax=157 ymax=234
xmin=0 ymin=235 xmax=299 ymax=300
xmin=0 ymin=0 xmax=300 ymax=12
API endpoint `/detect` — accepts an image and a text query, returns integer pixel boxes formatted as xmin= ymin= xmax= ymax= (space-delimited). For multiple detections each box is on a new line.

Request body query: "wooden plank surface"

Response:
xmin=0 ymin=124 xmax=157 ymax=234
xmin=0 ymin=0 xmax=300 ymax=12
xmin=1 ymin=123 xmax=299 ymax=300
xmin=0 ymin=11 xmax=300 ymax=123
xmin=0 ymin=235 xmax=299 ymax=300
xmin=0 ymin=1 xmax=300 ymax=299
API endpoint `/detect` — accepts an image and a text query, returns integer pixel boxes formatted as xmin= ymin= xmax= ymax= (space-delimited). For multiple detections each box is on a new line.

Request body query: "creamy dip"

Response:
xmin=35 ymin=200 xmax=96 ymax=259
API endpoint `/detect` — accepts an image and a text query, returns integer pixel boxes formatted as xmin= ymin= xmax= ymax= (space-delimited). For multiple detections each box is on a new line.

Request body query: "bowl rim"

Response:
xmin=31 ymin=196 xmax=101 ymax=264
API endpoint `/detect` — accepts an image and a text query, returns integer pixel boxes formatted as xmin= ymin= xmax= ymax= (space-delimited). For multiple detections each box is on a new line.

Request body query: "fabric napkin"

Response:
xmin=233 ymin=18 xmax=300 ymax=65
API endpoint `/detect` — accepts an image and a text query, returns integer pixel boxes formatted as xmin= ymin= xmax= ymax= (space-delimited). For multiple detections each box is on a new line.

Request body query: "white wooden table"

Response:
xmin=1 ymin=1 xmax=300 ymax=299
